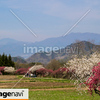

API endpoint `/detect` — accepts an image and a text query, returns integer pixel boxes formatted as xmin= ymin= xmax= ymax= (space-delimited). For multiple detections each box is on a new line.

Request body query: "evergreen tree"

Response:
xmin=4 ymin=55 xmax=8 ymax=66
xmin=0 ymin=53 xmax=15 ymax=67
xmin=2 ymin=53 xmax=5 ymax=66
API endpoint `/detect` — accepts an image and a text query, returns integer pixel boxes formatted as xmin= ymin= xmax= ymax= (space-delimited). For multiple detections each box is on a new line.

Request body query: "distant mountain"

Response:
xmin=26 ymin=41 xmax=100 ymax=64
xmin=0 ymin=38 xmax=18 ymax=45
xmin=0 ymin=38 xmax=28 ymax=58
xmin=32 ymin=32 xmax=100 ymax=48
xmin=0 ymin=32 xmax=100 ymax=58
xmin=12 ymin=56 xmax=27 ymax=63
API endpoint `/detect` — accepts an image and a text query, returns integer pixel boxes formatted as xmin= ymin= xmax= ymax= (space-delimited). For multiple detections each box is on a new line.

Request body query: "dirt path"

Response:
xmin=30 ymin=88 xmax=79 ymax=91
xmin=29 ymin=87 xmax=88 ymax=91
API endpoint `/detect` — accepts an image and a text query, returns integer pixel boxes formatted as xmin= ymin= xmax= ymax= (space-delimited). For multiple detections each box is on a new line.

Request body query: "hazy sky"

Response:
xmin=0 ymin=0 xmax=100 ymax=42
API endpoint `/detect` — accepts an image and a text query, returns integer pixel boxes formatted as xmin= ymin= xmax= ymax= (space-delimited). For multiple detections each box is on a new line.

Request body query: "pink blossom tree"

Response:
xmin=36 ymin=68 xmax=47 ymax=77
xmin=53 ymin=68 xmax=73 ymax=78
xmin=15 ymin=68 xmax=28 ymax=75
xmin=0 ymin=67 xmax=5 ymax=75
xmin=85 ymin=62 xmax=100 ymax=95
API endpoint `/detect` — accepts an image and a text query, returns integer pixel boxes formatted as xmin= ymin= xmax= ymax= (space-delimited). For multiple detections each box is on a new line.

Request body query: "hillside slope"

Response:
xmin=26 ymin=41 xmax=99 ymax=64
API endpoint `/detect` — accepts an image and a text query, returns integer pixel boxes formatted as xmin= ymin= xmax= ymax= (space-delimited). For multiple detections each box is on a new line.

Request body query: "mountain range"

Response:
xmin=26 ymin=41 xmax=100 ymax=64
xmin=0 ymin=32 xmax=100 ymax=59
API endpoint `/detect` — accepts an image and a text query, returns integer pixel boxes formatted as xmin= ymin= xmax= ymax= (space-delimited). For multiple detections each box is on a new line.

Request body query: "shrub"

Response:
xmin=4 ymin=67 xmax=15 ymax=74
xmin=36 ymin=68 xmax=47 ymax=77
xmin=46 ymin=69 xmax=54 ymax=77
xmin=0 ymin=67 xmax=5 ymax=75
xmin=0 ymin=67 xmax=5 ymax=72
xmin=0 ymin=72 xmax=2 ymax=75
xmin=85 ymin=62 xmax=100 ymax=95
xmin=53 ymin=68 xmax=73 ymax=78
xmin=15 ymin=68 xmax=28 ymax=75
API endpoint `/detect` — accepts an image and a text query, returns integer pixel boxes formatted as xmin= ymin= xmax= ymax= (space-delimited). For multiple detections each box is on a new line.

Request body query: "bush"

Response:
xmin=0 ymin=72 xmax=2 ymax=75
xmin=4 ymin=67 xmax=15 ymax=75
xmin=0 ymin=67 xmax=5 ymax=75
xmin=46 ymin=69 xmax=54 ymax=77
xmin=53 ymin=68 xmax=74 ymax=78
xmin=15 ymin=68 xmax=28 ymax=75
xmin=85 ymin=62 xmax=100 ymax=95
xmin=36 ymin=68 xmax=47 ymax=77
xmin=34 ymin=67 xmax=74 ymax=79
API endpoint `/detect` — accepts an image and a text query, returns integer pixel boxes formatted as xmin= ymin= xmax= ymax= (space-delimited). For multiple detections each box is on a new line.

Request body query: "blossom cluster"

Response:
xmin=52 ymin=67 xmax=74 ymax=78
xmin=65 ymin=52 xmax=100 ymax=79
xmin=0 ymin=67 xmax=5 ymax=75
xmin=15 ymin=68 xmax=29 ymax=75
xmin=85 ymin=62 xmax=100 ymax=95
xmin=32 ymin=67 xmax=74 ymax=78
xmin=0 ymin=67 xmax=15 ymax=75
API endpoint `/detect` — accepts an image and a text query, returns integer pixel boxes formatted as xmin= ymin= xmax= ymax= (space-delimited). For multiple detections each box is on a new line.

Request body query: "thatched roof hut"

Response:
xmin=29 ymin=65 xmax=45 ymax=73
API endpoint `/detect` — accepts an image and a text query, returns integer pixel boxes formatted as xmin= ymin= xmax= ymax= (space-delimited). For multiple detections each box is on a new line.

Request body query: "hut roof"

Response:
xmin=29 ymin=65 xmax=45 ymax=73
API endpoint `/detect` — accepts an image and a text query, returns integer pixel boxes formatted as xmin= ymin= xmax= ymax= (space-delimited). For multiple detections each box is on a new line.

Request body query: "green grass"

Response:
xmin=29 ymin=90 xmax=100 ymax=100
xmin=17 ymin=76 xmax=75 ymax=83
xmin=32 ymin=78 xmax=74 ymax=83
xmin=1 ymin=76 xmax=100 ymax=99
xmin=17 ymin=75 xmax=75 ymax=83
xmin=0 ymin=80 xmax=29 ymax=83
xmin=29 ymin=78 xmax=73 ymax=83
xmin=17 ymin=85 xmax=74 ymax=89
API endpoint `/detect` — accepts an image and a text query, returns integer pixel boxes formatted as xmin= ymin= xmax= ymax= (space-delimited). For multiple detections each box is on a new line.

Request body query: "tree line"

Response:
xmin=0 ymin=53 xmax=15 ymax=67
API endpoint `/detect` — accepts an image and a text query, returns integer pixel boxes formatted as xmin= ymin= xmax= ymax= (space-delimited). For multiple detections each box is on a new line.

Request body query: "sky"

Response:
xmin=0 ymin=0 xmax=100 ymax=42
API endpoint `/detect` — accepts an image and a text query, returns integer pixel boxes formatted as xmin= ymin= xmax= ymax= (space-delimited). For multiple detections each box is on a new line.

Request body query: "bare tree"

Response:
xmin=46 ymin=59 xmax=61 ymax=71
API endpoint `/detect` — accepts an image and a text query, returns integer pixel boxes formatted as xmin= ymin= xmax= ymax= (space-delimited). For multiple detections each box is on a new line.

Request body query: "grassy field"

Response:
xmin=0 ymin=75 xmax=99 ymax=100
xmin=29 ymin=90 xmax=100 ymax=100
xmin=0 ymin=75 xmax=75 ymax=89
